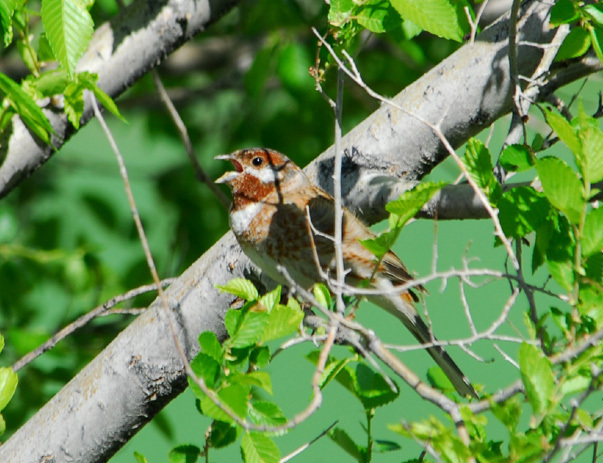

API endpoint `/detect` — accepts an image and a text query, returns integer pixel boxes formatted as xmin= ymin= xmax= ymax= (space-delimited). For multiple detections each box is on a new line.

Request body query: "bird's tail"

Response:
xmin=367 ymin=289 xmax=478 ymax=399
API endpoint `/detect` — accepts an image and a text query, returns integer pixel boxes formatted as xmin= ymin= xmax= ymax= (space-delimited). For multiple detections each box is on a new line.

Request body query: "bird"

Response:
xmin=215 ymin=147 xmax=477 ymax=398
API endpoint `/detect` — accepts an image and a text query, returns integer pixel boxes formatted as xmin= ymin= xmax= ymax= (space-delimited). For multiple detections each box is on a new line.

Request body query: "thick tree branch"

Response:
xmin=0 ymin=0 xmax=240 ymax=198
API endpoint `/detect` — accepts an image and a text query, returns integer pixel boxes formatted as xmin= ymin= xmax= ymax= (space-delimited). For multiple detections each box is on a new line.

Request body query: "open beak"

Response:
xmin=215 ymin=153 xmax=242 ymax=184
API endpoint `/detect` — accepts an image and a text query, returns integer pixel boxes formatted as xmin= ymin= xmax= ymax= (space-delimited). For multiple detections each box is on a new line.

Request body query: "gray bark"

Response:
xmin=0 ymin=1 xmax=599 ymax=462
xmin=0 ymin=0 xmax=240 ymax=198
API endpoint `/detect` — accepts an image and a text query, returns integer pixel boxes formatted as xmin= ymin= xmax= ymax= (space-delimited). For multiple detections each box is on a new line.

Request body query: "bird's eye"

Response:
xmin=252 ymin=156 xmax=264 ymax=167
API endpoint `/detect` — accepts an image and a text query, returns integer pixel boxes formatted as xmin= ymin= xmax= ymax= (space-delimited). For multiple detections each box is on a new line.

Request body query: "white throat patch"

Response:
xmin=230 ymin=202 xmax=263 ymax=236
xmin=248 ymin=166 xmax=277 ymax=184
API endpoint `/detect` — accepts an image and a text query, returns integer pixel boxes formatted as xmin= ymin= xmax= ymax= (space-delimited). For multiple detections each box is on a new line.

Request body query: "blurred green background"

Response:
xmin=1 ymin=0 xmax=601 ymax=461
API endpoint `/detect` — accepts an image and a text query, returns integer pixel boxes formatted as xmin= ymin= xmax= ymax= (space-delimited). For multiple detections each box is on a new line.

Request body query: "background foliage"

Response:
xmin=0 ymin=0 xmax=603 ymax=462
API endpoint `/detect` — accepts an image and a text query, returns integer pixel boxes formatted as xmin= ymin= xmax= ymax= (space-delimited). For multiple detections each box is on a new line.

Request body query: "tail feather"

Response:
xmin=368 ymin=289 xmax=478 ymax=399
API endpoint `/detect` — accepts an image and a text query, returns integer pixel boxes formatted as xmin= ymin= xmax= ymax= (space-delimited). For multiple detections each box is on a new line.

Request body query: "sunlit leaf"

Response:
xmin=198 ymin=331 xmax=223 ymax=363
xmin=390 ymin=0 xmax=464 ymax=41
xmin=357 ymin=1 xmax=401 ymax=33
xmin=241 ymin=432 xmax=280 ymax=463
xmin=463 ymin=138 xmax=501 ymax=204
xmin=262 ymin=303 xmax=304 ymax=342
xmin=556 ymin=27 xmax=591 ymax=61
xmin=258 ymin=286 xmax=280 ymax=313
xmin=0 ymin=72 xmax=54 ymax=144
xmin=499 ymin=144 xmax=534 ymax=172
xmin=217 ymin=278 xmax=258 ymax=301
xmin=0 ymin=367 xmax=18 ymax=411
xmin=249 ymin=401 xmax=287 ymax=428
xmin=582 ymin=207 xmax=603 ymax=257
xmin=200 ymin=383 xmax=250 ymax=423
xmin=0 ymin=0 xmax=16 ymax=48
xmin=498 ymin=187 xmax=551 ymax=239
xmin=385 ymin=181 xmax=446 ymax=226
xmin=41 ymin=0 xmax=94 ymax=75
xmin=536 ymin=157 xmax=584 ymax=224
xmin=518 ymin=343 xmax=555 ymax=417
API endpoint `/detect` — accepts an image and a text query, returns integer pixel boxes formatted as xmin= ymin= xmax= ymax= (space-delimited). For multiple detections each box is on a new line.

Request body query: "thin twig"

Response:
xmin=279 ymin=421 xmax=338 ymax=463
xmin=151 ymin=70 xmax=230 ymax=209
xmin=311 ymin=29 xmax=520 ymax=270
xmin=12 ymin=279 xmax=175 ymax=372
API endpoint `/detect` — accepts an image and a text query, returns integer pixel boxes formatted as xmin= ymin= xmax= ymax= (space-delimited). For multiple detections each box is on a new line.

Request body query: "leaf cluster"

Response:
xmin=0 ymin=0 xmax=121 ymax=147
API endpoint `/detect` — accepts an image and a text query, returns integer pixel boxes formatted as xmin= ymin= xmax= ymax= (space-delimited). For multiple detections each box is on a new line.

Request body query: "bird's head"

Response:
xmin=215 ymin=148 xmax=299 ymax=204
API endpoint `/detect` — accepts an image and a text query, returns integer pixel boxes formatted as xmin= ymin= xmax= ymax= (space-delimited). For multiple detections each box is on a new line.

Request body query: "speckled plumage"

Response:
xmin=216 ymin=148 xmax=477 ymax=398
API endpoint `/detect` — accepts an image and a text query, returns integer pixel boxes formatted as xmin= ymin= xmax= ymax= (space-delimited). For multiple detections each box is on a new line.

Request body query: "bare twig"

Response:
xmin=12 ymin=279 xmax=175 ymax=372
xmin=152 ymin=70 xmax=230 ymax=209
xmin=279 ymin=421 xmax=338 ymax=463
xmin=311 ymin=29 xmax=520 ymax=271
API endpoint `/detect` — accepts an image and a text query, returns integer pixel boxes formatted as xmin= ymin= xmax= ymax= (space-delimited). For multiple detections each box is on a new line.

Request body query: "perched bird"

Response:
xmin=216 ymin=148 xmax=477 ymax=398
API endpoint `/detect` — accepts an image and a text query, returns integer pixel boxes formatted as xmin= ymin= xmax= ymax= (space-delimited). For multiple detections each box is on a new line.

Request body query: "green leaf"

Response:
xmin=168 ymin=444 xmax=200 ymax=463
xmin=491 ymin=396 xmax=522 ymax=431
xmin=550 ymin=0 xmax=578 ymax=26
xmin=328 ymin=0 xmax=355 ymax=28
xmin=262 ymin=302 xmax=304 ymax=342
xmin=208 ymin=421 xmax=238 ymax=448
xmin=544 ymin=109 xmax=581 ymax=155
xmin=64 ymin=79 xmax=85 ymax=128
xmin=37 ymin=33 xmax=55 ymax=61
xmin=258 ymin=286 xmax=281 ymax=313
xmin=0 ymin=0 xmax=16 ymax=48
xmin=200 ymin=383 xmax=250 ymax=423
xmin=373 ymin=439 xmax=401 ymax=453
xmin=536 ymin=157 xmax=584 ymax=224
xmin=248 ymin=401 xmax=287 ymax=428
xmin=556 ymin=27 xmax=591 ymax=61
xmin=499 ymin=144 xmax=534 ymax=172
xmin=427 ymin=365 xmax=456 ymax=395
xmin=41 ymin=0 xmax=94 ymax=76
xmin=225 ymin=308 xmax=270 ymax=349
xmin=357 ymin=1 xmax=401 ymax=33
xmin=578 ymin=120 xmax=603 ymax=184
xmin=77 ymin=71 xmax=126 ymax=122
xmin=198 ymin=331 xmax=223 ymax=363
xmin=360 ymin=231 xmax=394 ymax=260
xmin=390 ymin=0 xmax=464 ymax=41
xmin=0 ymin=367 xmax=17 ymax=411
xmin=313 ymin=283 xmax=332 ymax=309
xmin=518 ymin=343 xmax=555 ymax=417
xmin=588 ymin=24 xmax=603 ymax=64
xmin=317 ymin=355 xmax=356 ymax=390
xmin=498 ymin=187 xmax=551 ymax=239
xmin=0 ymin=334 xmax=4 ymax=353
xmin=217 ymin=278 xmax=258 ymax=301
xmin=463 ymin=138 xmax=502 ymax=204
xmin=0 ymin=72 xmax=54 ymax=144
xmin=585 ymin=4 xmax=603 ymax=28
xmin=249 ymin=346 xmax=271 ymax=369
xmin=133 ymin=451 xmax=149 ymax=463
xmin=241 ymin=432 xmax=280 ymax=463
xmin=545 ymin=215 xmax=575 ymax=291
xmin=582 ymin=207 xmax=603 ymax=257
xmin=354 ymin=363 xmax=399 ymax=409
xmin=31 ymin=70 xmax=70 ymax=98
xmin=385 ymin=181 xmax=446 ymax=227
xmin=329 ymin=427 xmax=365 ymax=461
xmin=230 ymin=371 xmax=273 ymax=395
xmin=190 ymin=353 xmax=220 ymax=391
